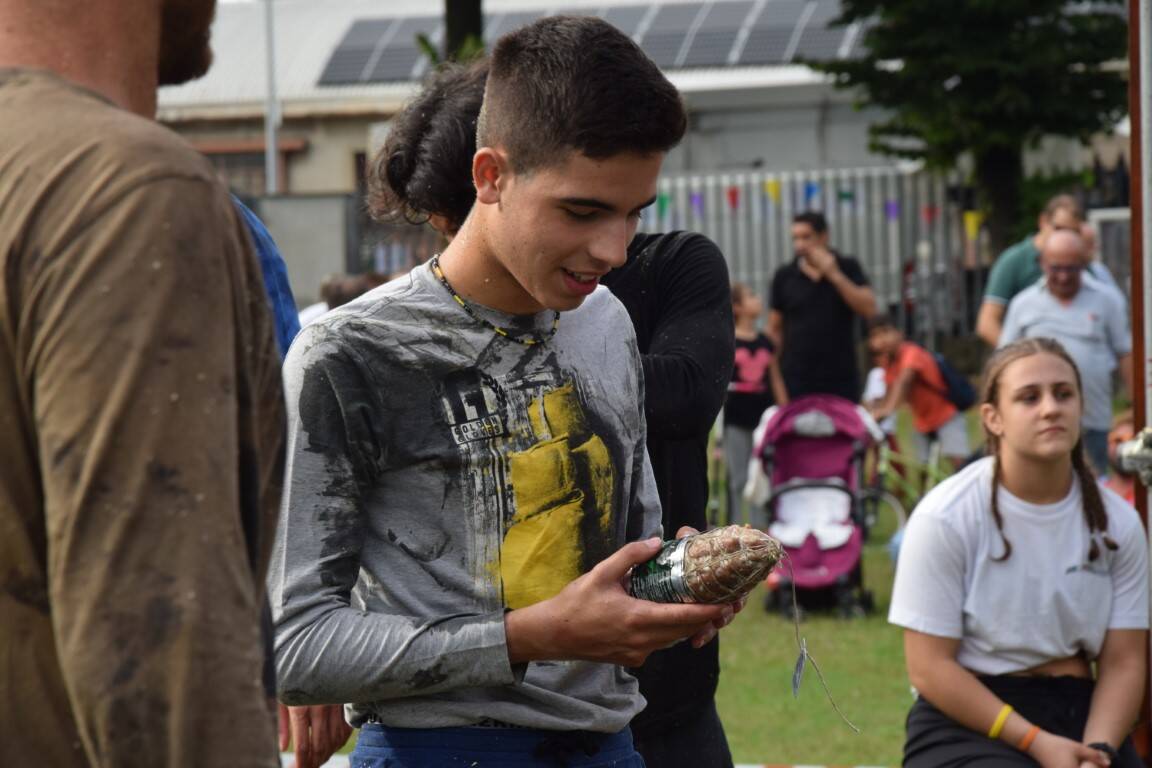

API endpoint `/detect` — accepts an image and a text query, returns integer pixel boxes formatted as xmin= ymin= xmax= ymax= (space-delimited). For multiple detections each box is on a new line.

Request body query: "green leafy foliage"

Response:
xmin=812 ymin=1 xmax=1127 ymax=166
xmin=808 ymin=1 xmax=1127 ymax=251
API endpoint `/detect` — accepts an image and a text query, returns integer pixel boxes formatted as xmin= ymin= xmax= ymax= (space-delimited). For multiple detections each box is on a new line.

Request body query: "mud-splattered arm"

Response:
xmin=24 ymin=176 xmax=282 ymax=766
xmin=269 ymin=327 xmax=520 ymax=704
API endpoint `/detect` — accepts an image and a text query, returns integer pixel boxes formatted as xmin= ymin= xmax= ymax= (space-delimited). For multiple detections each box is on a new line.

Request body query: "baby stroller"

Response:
xmin=745 ymin=394 xmax=884 ymax=618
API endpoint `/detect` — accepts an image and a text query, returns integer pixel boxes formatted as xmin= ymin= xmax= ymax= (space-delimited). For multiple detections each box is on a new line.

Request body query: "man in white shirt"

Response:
xmin=1000 ymin=230 xmax=1131 ymax=474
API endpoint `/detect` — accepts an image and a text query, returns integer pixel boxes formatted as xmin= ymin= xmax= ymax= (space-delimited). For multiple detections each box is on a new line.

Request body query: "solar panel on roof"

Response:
xmin=640 ymin=3 xmax=700 ymax=67
xmin=316 ymin=1 xmax=868 ymax=87
xmin=341 ymin=18 xmax=394 ymax=48
xmin=752 ymin=0 xmax=807 ymax=28
xmin=318 ymin=46 xmax=375 ymax=85
xmin=681 ymin=30 xmax=741 ymax=68
xmin=681 ymin=1 xmax=754 ymax=68
xmin=367 ymin=47 xmax=422 ymax=82
xmin=794 ymin=27 xmax=848 ymax=61
xmin=737 ymin=28 xmax=795 ymax=65
xmin=389 ymin=16 xmax=440 ymax=49
xmin=845 ymin=20 xmax=874 ymax=59
xmin=808 ymin=0 xmax=841 ymax=24
xmin=736 ymin=0 xmax=810 ymax=65
xmin=601 ymin=5 xmax=651 ymax=37
xmin=485 ymin=11 xmax=542 ymax=41
xmin=642 ymin=32 xmax=689 ymax=68
xmin=646 ymin=3 xmax=705 ymax=31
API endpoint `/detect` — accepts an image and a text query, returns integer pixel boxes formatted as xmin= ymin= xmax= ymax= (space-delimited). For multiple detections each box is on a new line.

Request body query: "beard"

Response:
xmin=157 ymin=0 xmax=218 ymax=86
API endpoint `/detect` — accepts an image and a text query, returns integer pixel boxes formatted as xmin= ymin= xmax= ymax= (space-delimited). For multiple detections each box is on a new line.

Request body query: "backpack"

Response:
xmin=930 ymin=352 xmax=976 ymax=411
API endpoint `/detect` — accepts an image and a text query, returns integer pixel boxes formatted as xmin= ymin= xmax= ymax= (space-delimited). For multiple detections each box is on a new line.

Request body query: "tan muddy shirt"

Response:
xmin=0 ymin=70 xmax=285 ymax=766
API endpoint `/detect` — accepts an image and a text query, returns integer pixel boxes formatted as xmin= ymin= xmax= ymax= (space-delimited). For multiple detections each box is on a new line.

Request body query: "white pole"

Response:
xmin=264 ymin=0 xmax=280 ymax=195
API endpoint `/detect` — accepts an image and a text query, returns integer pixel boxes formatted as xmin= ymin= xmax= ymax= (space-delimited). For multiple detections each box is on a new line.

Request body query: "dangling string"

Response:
xmin=783 ymin=552 xmax=860 ymax=733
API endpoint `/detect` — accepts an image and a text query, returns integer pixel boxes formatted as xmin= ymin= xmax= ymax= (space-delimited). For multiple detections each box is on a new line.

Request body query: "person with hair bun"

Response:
xmin=889 ymin=338 xmax=1148 ymax=767
xmin=369 ymin=54 xmax=738 ymax=768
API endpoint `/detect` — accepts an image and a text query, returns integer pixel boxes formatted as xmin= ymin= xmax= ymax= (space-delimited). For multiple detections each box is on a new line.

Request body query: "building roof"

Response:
xmin=159 ymin=0 xmax=848 ymax=122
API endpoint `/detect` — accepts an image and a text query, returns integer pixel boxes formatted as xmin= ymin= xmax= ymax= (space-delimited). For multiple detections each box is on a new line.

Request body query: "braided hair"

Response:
xmin=980 ymin=338 xmax=1118 ymax=562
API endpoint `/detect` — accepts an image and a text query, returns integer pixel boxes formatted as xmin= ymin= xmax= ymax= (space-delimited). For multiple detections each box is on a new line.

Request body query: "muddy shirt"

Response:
xmin=270 ymin=264 xmax=661 ymax=732
xmin=0 ymin=70 xmax=285 ymax=766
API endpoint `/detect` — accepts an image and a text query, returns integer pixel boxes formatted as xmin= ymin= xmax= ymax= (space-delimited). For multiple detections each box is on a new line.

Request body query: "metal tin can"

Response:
xmin=628 ymin=538 xmax=695 ymax=603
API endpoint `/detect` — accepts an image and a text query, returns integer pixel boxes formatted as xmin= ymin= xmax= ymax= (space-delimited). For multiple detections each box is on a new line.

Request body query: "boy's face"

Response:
xmin=479 ymin=150 xmax=662 ymax=313
xmin=868 ymin=326 xmax=900 ymax=359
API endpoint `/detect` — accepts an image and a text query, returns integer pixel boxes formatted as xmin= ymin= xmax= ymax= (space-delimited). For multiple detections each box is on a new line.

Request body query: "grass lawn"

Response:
xmin=713 ymin=409 xmax=986 ymax=766
xmin=716 ymin=540 xmax=908 ymax=766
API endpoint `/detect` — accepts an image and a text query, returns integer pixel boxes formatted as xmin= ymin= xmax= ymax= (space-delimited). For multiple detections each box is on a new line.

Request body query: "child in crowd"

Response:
xmin=866 ymin=315 xmax=970 ymax=470
xmin=1102 ymin=410 xmax=1136 ymax=504
xmin=724 ymin=283 xmax=787 ymax=528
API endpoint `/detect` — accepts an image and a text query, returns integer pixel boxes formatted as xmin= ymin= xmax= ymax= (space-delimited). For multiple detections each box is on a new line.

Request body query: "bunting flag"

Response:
xmin=804 ymin=181 xmax=821 ymax=205
xmin=764 ymin=179 xmax=782 ymax=203
xmin=884 ymin=200 xmax=901 ymax=221
xmin=838 ymin=189 xmax=855 ymax=202
xmin=963 ymin=210 xmax=984 ymax=241
xmin=690 ymin=191 xmax=704 ymax=216
xmin=727 ymin=186 xmax=740 ymax=211
xmin=657 ymin=191 xmax=670 ymax=219
xmin=921 ymin=204 xmax=940 ymax=224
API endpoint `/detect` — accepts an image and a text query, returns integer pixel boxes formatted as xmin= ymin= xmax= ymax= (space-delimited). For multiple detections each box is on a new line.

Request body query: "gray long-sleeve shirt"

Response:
xmin=269 ymin=264 xmax=661 ymax=732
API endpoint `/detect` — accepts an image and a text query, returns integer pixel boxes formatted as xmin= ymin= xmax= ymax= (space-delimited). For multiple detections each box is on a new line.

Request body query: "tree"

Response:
xmin=418 ymin=2 xmax=484 ymax=67
xmin=810 ymin=1 xmax=1127 ymax=253
xmin=444 ymin=1 xmax=483 ymax=62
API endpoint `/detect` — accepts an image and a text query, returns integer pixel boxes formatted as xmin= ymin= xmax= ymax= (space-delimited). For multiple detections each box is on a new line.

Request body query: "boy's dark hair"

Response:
xmin=792 ymin=211 xmax=828 ymax=235
xmin=368 ymin=60 xmax=487 ymax=231
xmin=478 ymin=15 xmax=687 ymax=173
xmin=866 ymin=313 xmax=897 ymax=334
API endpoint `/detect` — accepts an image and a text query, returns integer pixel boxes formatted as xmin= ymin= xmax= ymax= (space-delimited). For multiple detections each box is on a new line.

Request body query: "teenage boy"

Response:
xmin=866 ymin=315 xmax=970 ymax=469
xmin=767 ymin=211 xmax=876 ymax=402
xmin=269 ymin=16 xmax=733 ymax=767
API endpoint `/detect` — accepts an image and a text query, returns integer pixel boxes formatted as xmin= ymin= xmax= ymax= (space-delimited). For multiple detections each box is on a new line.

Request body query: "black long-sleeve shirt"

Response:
xmin=603 ymin=230 xmax=735 ymax=732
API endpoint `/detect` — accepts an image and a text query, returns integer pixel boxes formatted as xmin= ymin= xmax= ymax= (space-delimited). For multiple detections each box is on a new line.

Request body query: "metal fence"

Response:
xmin=641 ymin=166 xmax=980 ymax=346
xmin=258 ymin=165 xmax=999 ymax=338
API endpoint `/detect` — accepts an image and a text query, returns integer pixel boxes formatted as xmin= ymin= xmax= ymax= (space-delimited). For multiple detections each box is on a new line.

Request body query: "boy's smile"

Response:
xmin=446 ymin=148 xmax=663 ymax=316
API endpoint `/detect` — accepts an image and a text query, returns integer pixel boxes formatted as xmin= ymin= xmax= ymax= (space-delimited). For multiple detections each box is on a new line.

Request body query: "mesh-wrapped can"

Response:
xmin=629 ymin=525 xmax=784 ymax=604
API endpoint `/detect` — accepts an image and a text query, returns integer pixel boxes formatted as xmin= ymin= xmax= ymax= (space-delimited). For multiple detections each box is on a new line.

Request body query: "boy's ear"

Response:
xmin=474 ymin=147 xmax=508 ymax=205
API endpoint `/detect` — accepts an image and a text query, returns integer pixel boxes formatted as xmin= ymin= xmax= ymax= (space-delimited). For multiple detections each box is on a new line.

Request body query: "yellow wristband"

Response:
xmin=988 ymin=704 xmax=1013 ymax=739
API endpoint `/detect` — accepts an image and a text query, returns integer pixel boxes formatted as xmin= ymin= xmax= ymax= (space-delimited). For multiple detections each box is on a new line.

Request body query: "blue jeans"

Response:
xmin=1083 ymin=428 xmax=1109 ymax=476
xmin=350 ymin=723 xmax=646 ymax=767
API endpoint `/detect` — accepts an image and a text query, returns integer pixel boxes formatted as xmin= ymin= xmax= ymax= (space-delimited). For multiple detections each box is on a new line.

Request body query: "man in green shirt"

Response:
xmin=975 ymin=194 xmax=1083 ymax=346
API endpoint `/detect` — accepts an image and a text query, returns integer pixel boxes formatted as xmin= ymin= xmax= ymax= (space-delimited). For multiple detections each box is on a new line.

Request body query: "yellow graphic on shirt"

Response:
xmin=500 ymin=383 xmax=615 ymax=609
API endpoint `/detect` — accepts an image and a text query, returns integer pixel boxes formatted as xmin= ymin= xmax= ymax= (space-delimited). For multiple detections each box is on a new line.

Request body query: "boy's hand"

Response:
xmin=672 ymin=526 xmax=746 ymax=648
xmin=505 ymin=538 xmax=727 ymax=667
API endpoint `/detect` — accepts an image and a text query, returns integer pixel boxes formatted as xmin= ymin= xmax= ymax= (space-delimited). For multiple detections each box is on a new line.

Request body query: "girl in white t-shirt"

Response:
xmin=889 ymin=337 xmax=1148 ymax=768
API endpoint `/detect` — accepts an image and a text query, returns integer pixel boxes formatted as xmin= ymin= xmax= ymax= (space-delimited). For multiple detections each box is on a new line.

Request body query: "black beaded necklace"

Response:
xmin=429 ymin=254 xmax=560 ymax=346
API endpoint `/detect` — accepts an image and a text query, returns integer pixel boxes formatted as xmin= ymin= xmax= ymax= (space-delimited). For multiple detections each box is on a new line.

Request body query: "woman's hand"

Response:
xmin=1028 ymin=730 xmax=1109 ymax=768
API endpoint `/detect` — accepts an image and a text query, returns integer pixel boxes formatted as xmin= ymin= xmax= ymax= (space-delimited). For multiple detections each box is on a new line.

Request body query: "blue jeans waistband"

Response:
xmin=353 ymin=722 xmax=643 ymax=767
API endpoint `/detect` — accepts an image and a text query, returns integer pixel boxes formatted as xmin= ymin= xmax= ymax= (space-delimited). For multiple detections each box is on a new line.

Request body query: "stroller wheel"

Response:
xmin=860 ymin=589 xmax=876 ymax=615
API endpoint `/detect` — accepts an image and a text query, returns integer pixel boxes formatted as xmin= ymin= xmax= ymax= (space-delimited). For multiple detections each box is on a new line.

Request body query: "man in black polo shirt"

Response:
xmin=767 ymin=211 xmax=876 ymax=402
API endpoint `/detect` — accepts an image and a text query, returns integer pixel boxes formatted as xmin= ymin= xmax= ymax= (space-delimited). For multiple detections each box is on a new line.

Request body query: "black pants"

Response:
xmin=631 ymin=700 xmax=733 ymax=768
xmin=904 ymin=675 xmax=1141 ymax=767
